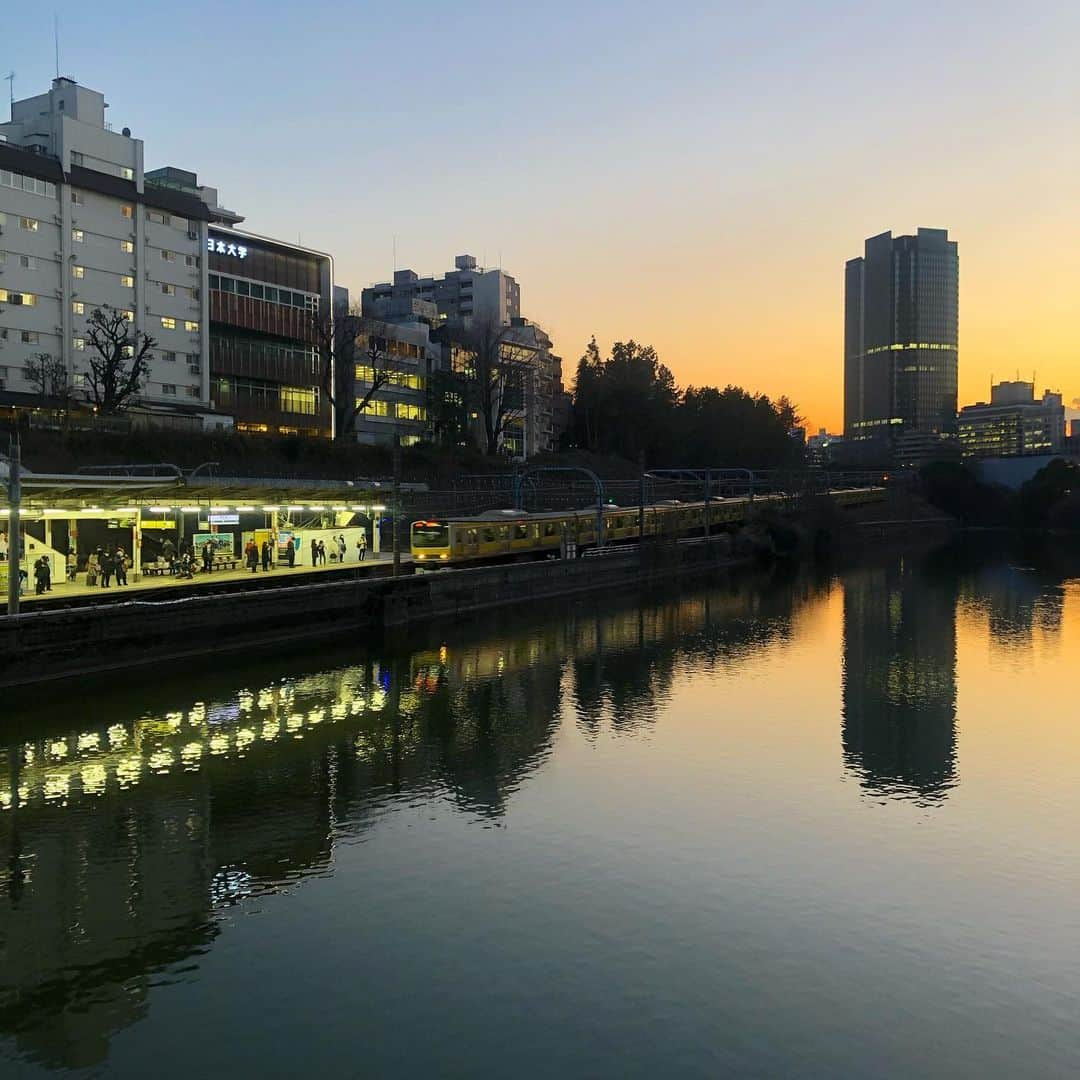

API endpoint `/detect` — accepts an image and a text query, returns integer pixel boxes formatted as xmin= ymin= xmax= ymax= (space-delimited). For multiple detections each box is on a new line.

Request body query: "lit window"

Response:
xmin=122 ymin=345 xmax=134 ymax=358
xmin=395 ymin=403 xmax=428 ymax=422
xmin=0 ymin=289 xmax=36 ymax=306
xmin=72 ymin=228 xmax=84 ymax=243
xmin=121 ymin=275 xmax=134 ymax=288
xmin=358 ymin=399 xmax=389 ymax=417
xmin=72 ymin=265 xmax=85 ymax=279
xmin=161 ymin=317 xmax=176 ymax=330
xmin=280 ymin=386 xmax=318 ymax=415
xmin=121 ymin=309 xmax=134 ymax=321
xmin=20 ymin=216 xmax=39 ymax=232
xmin=185 ymin=320 xmax=199 ymax=332
xmin=121 ymin=204 xmax=134 ymax=219
xmin=73 ymin=336 xmax=86 ymax=350
xmin=121 ymin=166 xmax=134 ymax=180
xmin=120 ymin=239 xmax=134 ymax=253
xmin=72 ymin=301 xmax=84 ymax=315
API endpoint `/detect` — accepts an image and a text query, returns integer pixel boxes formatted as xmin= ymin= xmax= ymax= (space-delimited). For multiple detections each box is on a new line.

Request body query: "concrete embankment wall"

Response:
xmin=0 ymin=540 xmax=737 ymax=689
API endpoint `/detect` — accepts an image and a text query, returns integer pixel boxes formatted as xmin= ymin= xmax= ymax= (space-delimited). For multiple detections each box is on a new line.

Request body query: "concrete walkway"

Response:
xmin=16 ymin=551 xmax=408 ymax=607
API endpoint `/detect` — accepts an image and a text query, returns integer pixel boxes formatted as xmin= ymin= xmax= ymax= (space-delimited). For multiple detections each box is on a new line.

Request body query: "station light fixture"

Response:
xmin=235 ymin=506 xmax=255 ymax=513
xmin=80 ymin=507 xmax=103 ymax=513
xmin=332 ymin=505 xmax=348 ymax=511
xmin=116 ymin=508 xmax=138 ymax=515
xmin=148 ymin=506 xmax=172 ymax=514
xmin=210 ymin=506 xmax=231 ymax=514
xmin=286 ymin=505 xmax=303 ymax=512
xmin=180 ymin=506 xmax=200 ymax=514
xmin=371 ymin=505 xmax=387 ymax=512
xmin=307 ymin=505 xmax=326 ymax=512
xmin=261 ymin=505 xmax=280 ymax=512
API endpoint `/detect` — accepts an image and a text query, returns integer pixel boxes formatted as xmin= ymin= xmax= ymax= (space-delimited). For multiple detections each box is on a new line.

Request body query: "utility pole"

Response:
xmin=7 ymin=436 xmax=21 ymax=616
xmin=638 ymin=451 xmax=646 ymax=565
xmin=391 ymin=433 xmax=401 ymax=578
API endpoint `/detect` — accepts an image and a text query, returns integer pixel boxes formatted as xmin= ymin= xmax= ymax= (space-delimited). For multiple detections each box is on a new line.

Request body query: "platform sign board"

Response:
xmin=194 ymin=533 xmax=235 ymax=556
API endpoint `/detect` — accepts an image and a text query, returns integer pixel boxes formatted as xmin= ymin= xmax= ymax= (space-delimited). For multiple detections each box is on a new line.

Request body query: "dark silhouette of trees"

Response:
xmin=570 ymin=336 xmax=802 ymax=466
xmin=445 ymin=313 xmax=534 ymax=456
xmin=83 ymin=306 xmax=155 ymax=414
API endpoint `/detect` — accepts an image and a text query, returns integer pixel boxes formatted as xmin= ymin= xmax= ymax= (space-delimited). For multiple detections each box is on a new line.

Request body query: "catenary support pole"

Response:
xmin=7 ymin=436 xmax=21 ymax=616
xmin=392 ymin=434 xmax=401 ymax=578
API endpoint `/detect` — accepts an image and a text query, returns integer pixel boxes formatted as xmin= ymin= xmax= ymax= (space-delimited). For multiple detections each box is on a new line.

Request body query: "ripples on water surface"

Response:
xmin=1 ymin=542 xmax=1078 ymax=1078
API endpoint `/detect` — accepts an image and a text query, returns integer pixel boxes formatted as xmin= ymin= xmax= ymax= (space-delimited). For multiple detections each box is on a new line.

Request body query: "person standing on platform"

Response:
xmin=42 ymin=555 xmax=52 ymax=592
xmin=247 ymin=541 xmax=259 ymax=573
xmin=287 ymin=538 xmax=296 ymax=568
xmin=114 ymin=548 xmax=128 ymax=586
xmin=99 ymin=549 xmax=114 ymax=588
xmin=33 ymin=557 xmax=48 ymax=595
xmin=310 ymin=538 xmax=318 ymax=567
xmin=357 ymin=531 xmax=367 ymax=561
xmin=338 ymin=534 xmax=347 ymax=561
xmin=261 ymin=540 xmax=271 ymax=572
xmin=67 ymin=549 xmax=77 ymax=582
xmin=202 ymin=541 xmax=214 ymax=574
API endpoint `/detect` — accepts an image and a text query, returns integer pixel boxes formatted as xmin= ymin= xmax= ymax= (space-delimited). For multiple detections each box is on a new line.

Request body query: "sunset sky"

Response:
xmin=8 ymin=1 xmax=1079 ymax=431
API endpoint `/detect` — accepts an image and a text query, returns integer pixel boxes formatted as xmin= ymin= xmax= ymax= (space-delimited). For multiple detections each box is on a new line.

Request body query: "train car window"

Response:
xmin=544 ymin=523 xmax=558 ymax=538
xmin=498 ymin=525 xmax=510 ymax=540
xmin=482 ymin=528 xmax=495 ymax=543
xmin=412 ymin=522 xmax=449 ymax=546
xmin=514 ymin=523 xmax=529 ymax=540
xmin=467 ymin=529 xmax=478 ymax=544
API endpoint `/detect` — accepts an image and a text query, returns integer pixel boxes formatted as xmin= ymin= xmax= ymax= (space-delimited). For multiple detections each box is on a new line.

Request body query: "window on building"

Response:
xmin=396 ymin=403 xmax=428 ymax=422
xmin=120 ymin=275 xmax=134 ymax=288
xmin=20 ymin=330 xmax=39 ymax=344
xmin=161 ymin=249 xmax=176 ymax=262
xmin=71 ymin=190 xmax=84 ymax=205
xmin=72 ymin=301 xmax=84 ymax=315
xmin=121 ymin=166 xmax=134 ymax=181
xmin=161 ymin=282 xmax=176 ymax=296
xmin=19 ymin=217 xmax=39 ymax=232
xmin=72 ymin=265 xmax=85 ymax=279
xmin=161 ymin=384 xmax=177 ymax=395
xmin=162 ymin=350 xmax=177 ymax=363
xmin=263 ymin=286 xmax=277 ymax=303
xmin=19 ymin=255 xmax=37 ymax=269
xmin=121 ymin=309 xmax=134 ymax=321
xmin=185 ymin=320 xmax=199 ymax=332
xmin=280 ymin=386 xmax=318 ymax=415
xmin=73 ymin=336 xmax=86 ymax=350
xmin=120 ymin=239 xmax=134 ymax=253
xmin=0 ymin=289 xmax=36 ymax=306
xmin=236 ymin=281 xmax=250 ymax=297
xmin=186 ymin=386 xmax=200 ymax=398
xmin=208 ymin=274 xmax=219 ymax=289
xmin=358 ymin=399 xmax=389 ymax=417
xmin=186 ymin=353 xmax=199 ymax=365
xmin=70 ymin=151 xmax=83 ymax=165
xmin=161 ymin=317 xmax=176 ymax=330
xmin=121 ymin=204 xmax=134 ymax=219
xmin=184 ymin=254 xmax=199 ymax=268
xmin=0 ymin=170 xmax=56 ymax=197
xmin=71 ymin=228 xmax=84 ymax=243
xmin=147 ymin=211 xmax=169 ymax=225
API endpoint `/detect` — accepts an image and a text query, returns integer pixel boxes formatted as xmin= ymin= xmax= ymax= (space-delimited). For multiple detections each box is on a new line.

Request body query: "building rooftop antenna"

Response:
xmin=54 ymin=14 xmax=61 ymax=79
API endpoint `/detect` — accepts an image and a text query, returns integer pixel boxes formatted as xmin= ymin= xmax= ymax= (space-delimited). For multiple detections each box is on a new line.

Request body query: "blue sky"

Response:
xmin=6 ymin=1 xmax=1080 ymax=427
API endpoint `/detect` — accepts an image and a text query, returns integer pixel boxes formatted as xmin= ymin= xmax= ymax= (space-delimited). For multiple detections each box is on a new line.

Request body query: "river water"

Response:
xmin=1 ymin=542 xmax=1078 ymax=1078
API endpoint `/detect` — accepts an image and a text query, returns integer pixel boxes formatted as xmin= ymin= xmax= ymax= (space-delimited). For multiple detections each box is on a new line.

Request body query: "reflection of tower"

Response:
xmin=841 ymin=560 xmax=958 ymax=800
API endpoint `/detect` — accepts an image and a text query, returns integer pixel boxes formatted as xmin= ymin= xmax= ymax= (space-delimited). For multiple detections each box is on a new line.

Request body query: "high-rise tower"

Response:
xmin=844 ymin=228 xmax=958 ymax=442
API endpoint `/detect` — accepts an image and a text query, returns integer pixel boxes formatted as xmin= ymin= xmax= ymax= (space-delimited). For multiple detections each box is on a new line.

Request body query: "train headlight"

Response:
xmin=439 ymin=554 xmax=449 ymax=560
xmin=417 ymin=554 xmax=426 ymax=560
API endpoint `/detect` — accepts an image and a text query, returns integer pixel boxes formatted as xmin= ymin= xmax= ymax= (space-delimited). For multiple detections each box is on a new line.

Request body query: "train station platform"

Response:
xmin=14 ymin=551 xmax=410 ymax=610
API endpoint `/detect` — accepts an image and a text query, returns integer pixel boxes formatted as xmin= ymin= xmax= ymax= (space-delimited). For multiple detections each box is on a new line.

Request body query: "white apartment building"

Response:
xmin=0 ymin=78 xmax=212 ymax=420
xmin=362 ymin=255 xmax=521 ymax=327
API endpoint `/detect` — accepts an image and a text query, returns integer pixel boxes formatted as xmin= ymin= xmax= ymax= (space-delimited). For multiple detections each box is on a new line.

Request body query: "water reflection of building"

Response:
xmin=961 ymin=562 xmax=1064 ymax=652
xmin=841 ymin=560 xmax=958 ymax=800
xmin=0 ymin=572 xmax=820 ymax=1070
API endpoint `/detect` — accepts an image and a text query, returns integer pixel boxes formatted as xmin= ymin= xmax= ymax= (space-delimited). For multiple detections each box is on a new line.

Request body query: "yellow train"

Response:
xmin=411 ymin=488 xmax=884 ymax=566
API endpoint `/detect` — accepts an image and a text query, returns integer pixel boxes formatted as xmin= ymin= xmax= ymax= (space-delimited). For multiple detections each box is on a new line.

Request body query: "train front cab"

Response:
xmin=411 ymin=520 xmax=452 ymax=563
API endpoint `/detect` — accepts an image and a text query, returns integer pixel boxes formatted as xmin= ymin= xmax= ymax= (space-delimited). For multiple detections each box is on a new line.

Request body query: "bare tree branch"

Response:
xmin=82 ymin=306 xmax=155 ymax=414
